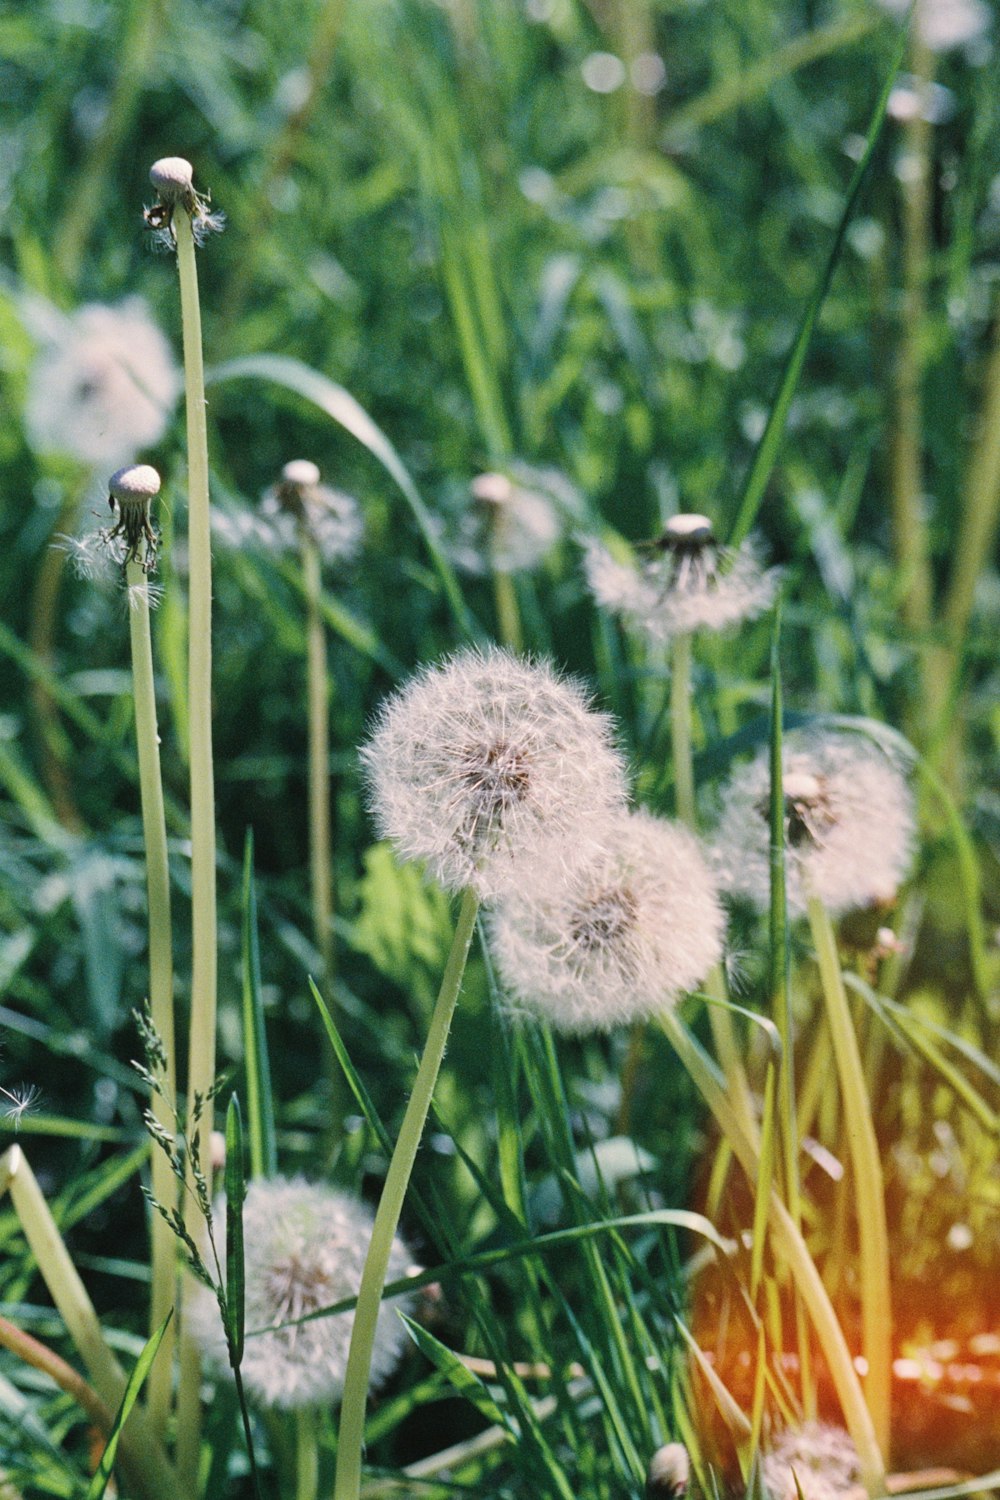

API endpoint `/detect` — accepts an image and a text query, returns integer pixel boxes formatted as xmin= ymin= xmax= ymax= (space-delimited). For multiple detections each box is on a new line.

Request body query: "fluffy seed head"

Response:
xmin=362 ymin=648 xmax=628 ymax=899
xmin=25 ymin=299 xmax=179 ymax=468
xmin=489 ymin=810 xmax=725 ymax=1032
xmin=711 ymin=733 xmax=916 ymax=919
xmin=253 ymin=461 xmax=363 ymax=565
xmin=762 ymin=1423 xmax=862 ymax=1500
xmin=584 ymin=521 xmax=778 ymax=642
xmin=646 ymin=1443 xmax=690 ymax=1498
xmin=444 ymin=463 xmax=578 ymax=576
xmin=149 ymin=157 xmax=195 ymax=198
xmin=190 ymin=1177 xmax=413 ymax=1411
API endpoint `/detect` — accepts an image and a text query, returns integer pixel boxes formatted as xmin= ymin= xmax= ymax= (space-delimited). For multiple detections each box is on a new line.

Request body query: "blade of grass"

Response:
xmin=241 ymin=832 xmax=276 ymax=1179
xmin=83 ymin=1312 xmax=173 ymax=1500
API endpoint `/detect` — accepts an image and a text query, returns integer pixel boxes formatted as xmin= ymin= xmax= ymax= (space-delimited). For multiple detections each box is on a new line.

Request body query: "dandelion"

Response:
xmin=711 ymin=733 xmax=916 ymax=919
xmin=362 ymin=647 xmax=628 ymax=899
xmin=762 ymin=1422 xmax=863 ymax=1500
xmin=24 ymin=298 xmax=179 ymax=468
xmin=144 ymin=156 xmax=225 ymax=249
xmin=191 ymin=1177 xmax=413 ymax=1411
xmin=101 ymin=464 xmax=161 ymax=573
xmin=489 ymin=810 xmax=725 ymax=1033
xmin=583 ymin=514 xmax=778 ymax=644
xmin=259 ymin=458 xmax=363 ymax=565
xmin=876 ymin=0 xmax=991 ymax=53
xmin=645 ymin=1443 xmax=690 ymax=1499
xmin=448 ymin=466 xmax=572 ymax=576
xmin=1 ymin=1084 xmax=41 ymax=1132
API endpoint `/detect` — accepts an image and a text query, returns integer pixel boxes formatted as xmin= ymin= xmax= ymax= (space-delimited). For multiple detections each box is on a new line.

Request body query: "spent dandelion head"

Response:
xmin=256 ymin=459 xmax=363 ymax=565
xmin=450 ymin=468 xmax=564 ymax=575
xmin=583 ymin=513 xmax=778 ymax=643
xmin=101 ymin=464 xmax=161 ymax=573
xmin=711 ymin=732 xmax=916 ymax=919
xmin=191 ymin=1177 xmax=413 ymax=1411
xmin=24 ymin=298 xmax=180 ymax=468
xmin=762 ymin=1422 xmax=862 ymax=1500
xmin=361 ymin=647 xmax=628 ymax=899
xmin=145 ymin=156 xmax=225 ymax=249
xmin=489 ymin=810 xmax=725 ymax=1033
xmin=645 ymin=1443 xmax=690 ymax=1499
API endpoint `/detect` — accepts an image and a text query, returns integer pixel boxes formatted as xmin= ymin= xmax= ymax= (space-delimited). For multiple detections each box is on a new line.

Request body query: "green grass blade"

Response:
xmin=82 ymin=1311 xmax=172 ymax=1500
xmin=399 ymin=1313 xmax=512 ymax=1430
xmin=728 ymin=24 xmax=908 ymax=547
xmin=224 ymin=1093 xmax=247 ymax=1366
xmin=240 ymin=831 xmax=276 ymax=1180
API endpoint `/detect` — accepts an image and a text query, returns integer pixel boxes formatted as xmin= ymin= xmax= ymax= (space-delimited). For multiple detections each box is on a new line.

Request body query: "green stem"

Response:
xmin=806 ymin=893 xmax=892 ymax=1460
xmin=669 ymin=633 xmax=695 ymax=828
xmin=126 ymin=560 xmax=178 ymax=1435
xmin=302 ymin=535 xmax=334 ymax=985
xmin=492 ymin=569 xmax=523 ymax=653
xmin=173 ymin=202 xmax=219 ymax=1491
xmin=297 ymin=1407 xmax=320 ymax=1500
xmin=658 ymin=1013 xmax=887 ymax=1496
xmin=333 ymin=887 xmax=480 ymax=1500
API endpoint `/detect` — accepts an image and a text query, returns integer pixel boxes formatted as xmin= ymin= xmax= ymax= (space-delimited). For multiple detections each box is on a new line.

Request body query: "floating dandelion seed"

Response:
xmin=1 ymin=1084 xmax=41 ymax=1132
xmin=762 ymin=1422 xmax=863 ymax=1500
xmin=362 ymin=647 xmax=628 ymax=899
xmin=191 ymin=1177 xmax=414 ymax=1411
xmin=101 ymin=464 xmax=162 ymax=573
xmin=583 ymin=513 xmax=778 ymax=643
xmin=489 ymin=810 xmax=724 ymax=1032
xmin=144 ymin=156 xmax=225 ymax=249
xmin=24 ymin=298 xmax=179 ymax=468
xmin=711 ymin=733 xmax=916 ymax=919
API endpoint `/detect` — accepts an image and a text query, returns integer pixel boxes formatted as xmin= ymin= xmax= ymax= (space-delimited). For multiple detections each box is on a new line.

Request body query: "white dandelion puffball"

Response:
xmin=711 ymin=734 xmax=915 ymax=919
xmin=583 ymin=514 xmax=778 ymax=644
xmin=449 ymin=468 xmax=564 ymax=575
xmin=361 ymin=647 xmax=628 ymax=899
xmin=762 ymin=1422 xmax=863 ymax=1500
xmin=877 ymin=0 xmax=991 ymax=52
xmin=259 ymin=459 xmax=363 ymax=564
xmin=489 ymin=811 xmax=725 ymax=1033
xmin=24 ymin=299 xmax=180 ymax=468
xmin=191 ymin=1177 xmax=413 ymax=1411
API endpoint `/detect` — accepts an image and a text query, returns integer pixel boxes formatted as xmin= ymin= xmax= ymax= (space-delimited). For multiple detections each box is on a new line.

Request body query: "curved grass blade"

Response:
xmin=224 ymin=1093 xmax=247 ymax=1367
xmin=206 ymin=354 xmax=476 ymax=638
xmin=240 ymin=832 xmax=276 ymax=1179
xmin=83 ymin=1311 xmax=172 ymax=1500
xmin=728 ymin=22 xmax=908 ymax=547
xmin=400 ymin=1314 xmax=511 ymax=1431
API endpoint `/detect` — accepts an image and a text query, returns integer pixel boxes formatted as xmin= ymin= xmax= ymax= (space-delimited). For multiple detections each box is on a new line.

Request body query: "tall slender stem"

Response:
xmin=333 ymin=887 xmax=479 ymax=1500
xmin=302 ymin=535 xmax=333 ymax=985
xmin=173 ymin=202 xmax=219 ymax=1490
xmin=657 ymin=1016 xmax=886 ymax=1496
xmin=296 ymin=1407 xmax=320 ymax=1500
xmin=126 ymin=559 xmax=178 ymax=1433
xmin=806 ymin=892 xmax=891 ymax=1460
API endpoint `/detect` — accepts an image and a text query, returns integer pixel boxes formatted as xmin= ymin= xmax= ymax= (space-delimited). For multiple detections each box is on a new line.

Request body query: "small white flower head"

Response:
xmin=447 ymin=466 xmax=568 ymax=576
xmin=257 ymin=459 xmax=363 ymax=565
xmin=145 ymin=156 xmax=225 ymax=248
xmin=361 ymin=647 xmax=628 ymax=899
xmin=711 ymin=733 xmax=916 ymax=919
xmin=489 ymin=810 xmax=725 ymax=1033
xmin=101 ymin=464 xmax=161 ymax=573
xmin=190 ymin=1177 xmax=413 ymax=1411
xmin=646 ymin=1442 xmax=690 ymax=1499
xmin=583 ymin=514 xmax=778 ymax=643
xmin=24 ymin=298 xmax=180 ymax=468
xmin=762 ymin=1422 xmax=862 ymax=1500
xmin=877 ymin=0 xmax=991 ymax=52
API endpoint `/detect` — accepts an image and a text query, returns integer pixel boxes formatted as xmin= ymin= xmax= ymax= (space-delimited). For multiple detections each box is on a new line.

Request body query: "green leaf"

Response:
xmin=224 ymin=1094 xmax=247 ymax=1366
xmin=240 ymin=831 xmax=276 ymax=1179
xmin=83 ymin=1312 xmax=172 ymax=1500
xmin=399 ymin=1313 xmax=512 ymax=1430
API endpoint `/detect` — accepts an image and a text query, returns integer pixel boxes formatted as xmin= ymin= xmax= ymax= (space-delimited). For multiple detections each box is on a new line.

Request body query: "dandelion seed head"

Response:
xmin=102 ymin=463 xmax=161 ymax=572
xmin=24 ymin=299 xmax=179 ymax=468
xmin=711 ymin=733 xmax=916 ymax=919
xmin=646 ymin=1442 xmax=690 ymax=1498
xmin=583 ymin=521 xmax=778 ymax=643
xmin=145 ymin=157 xmax=224 ymax=247
xmin=149 ymin=157 xmax=194 ymax=197
xmin=109 ymin=463 xmax=161 ymax=504
xmin=258 ymin=460 xmax=363 ymax=566
xmin=362 ymin=647 xmax=628 ymax=899
xmin=877 ymin=0 xmax=991 ymax=52
xmin=489 ymin=810 xmax=724 ymax=1032
xmin=190 ymin=1177 xmax=412 ymax=1411
xmin=447 ymin=466 xmax=569 ymax=575
xmin=281 ymin=458 xmax=321 ymax=490
xmin=762 ymin=1422 xmax=862 ymax=1500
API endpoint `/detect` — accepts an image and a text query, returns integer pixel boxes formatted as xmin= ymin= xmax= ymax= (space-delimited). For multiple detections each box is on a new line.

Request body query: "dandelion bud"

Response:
xmin=489 ymin=810 xmax=725 ymax=1032
xmin=583 ymin=515 xmax=778 ymax=642
xmin=103 ymin=464 xmax=161 ymax=572
xmin=762 ymin=1422 xmax=863 ymax=1500
xmin=190 ymin=1177 xmax=413 ymax=1411
xmin=362 ymin=647 xmax=628 ymax=899
xmin=711 ymin=733 xmax=916 ymax=919
xmin=646 ymin=1442 xmax=690 ymax=1498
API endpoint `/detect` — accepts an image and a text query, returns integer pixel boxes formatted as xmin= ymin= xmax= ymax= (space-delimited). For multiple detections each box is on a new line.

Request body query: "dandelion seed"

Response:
xmin=362 ymin=647 xmax=628 ymax=899
xmin=1 ymin=1083 xmax=41 ymax=1131
xmin=145 ymin=156 xmax=225 ymax=249
xmin=190 ymin=1177 xmax=413 ymax=1411
xmin=102 ymin=464 xmax=162 ymax=573
xmin=446 ymin=465 xmax=573 ymax=576
xmin=583 ymin=514 xmax=778 ymax=644
xmin=255 ymin=458 xmax=363 ymax=565
xmin=711 ymin=733 xmax=916 ymax=919
xmin=877 ymin=0 xmax=991 ymax=53
xmin=762 ymin=1422 xmax=862 ymax=1500
xmin=489 ymin=810 xmax=724 ymax=1032
xmin=646 ymin=1442 xmax=690 ymax=1498
xmin=24 ymin=299 xmax=179 ymax=468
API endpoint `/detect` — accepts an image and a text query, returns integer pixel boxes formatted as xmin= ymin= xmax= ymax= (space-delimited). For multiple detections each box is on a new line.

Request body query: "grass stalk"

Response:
xmin=296 ymin=1408 xmax=320 ymax=1500
xmin=125 ymin=558 xmax=178 ymax=1433
xmin=302 ymin=534 xmax=334 ymax=985
xmin=806 ymin=891 xmax=892 ymax=1459
xmin=172 ymin=200 xmax=219 ymax=1489
xmin=492 ymin=569 xmax=523 ymax=653
xmin=333 ymin=886 xmax=480 ymax=1500
xmin=657 ymin=1014 xmax=887 ymax=1495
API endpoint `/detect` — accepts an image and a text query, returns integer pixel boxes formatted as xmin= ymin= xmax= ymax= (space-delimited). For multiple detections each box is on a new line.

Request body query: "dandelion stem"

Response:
xmin=172 ymin=200 xmax=219 ymax=1489
xmin=333 ymin=886 xmax=480 ymax=1500
xmin=806 ymin=891 xmax=892 ymax=1460
xmin=296 ymin=1407 xmax=320 ymax=1500
xmin=658 ymin=1013 xmax=887 ymax=1496
xmin=302 ymin=534 xmax=334 ymax=986
xmin=492 ymin=569 xmax=523 ymax=653
xmin=126 ymin=558 xmax=178 ymax=1434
